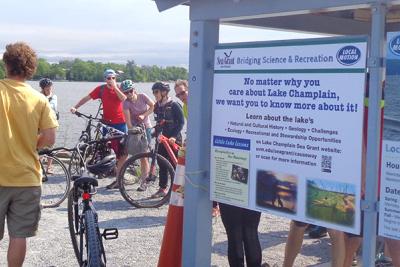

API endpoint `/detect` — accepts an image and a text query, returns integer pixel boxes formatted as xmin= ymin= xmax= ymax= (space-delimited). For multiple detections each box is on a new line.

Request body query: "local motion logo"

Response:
xmin=389 ymin=35 xmax=400 ymax=56
xmin=216 ymin=50 xmax=234 ymax=67
xmin=336 ymin=46 xmax=361 ymax=66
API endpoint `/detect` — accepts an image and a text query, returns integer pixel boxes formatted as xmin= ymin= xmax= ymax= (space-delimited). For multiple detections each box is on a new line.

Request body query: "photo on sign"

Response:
xmin=231 ymin=164 xmax=249 ymax=184
xmin=306 ymin=178 xmax=356 ymax=227
xmin=256 ymin=170 xmax=298 ymax=214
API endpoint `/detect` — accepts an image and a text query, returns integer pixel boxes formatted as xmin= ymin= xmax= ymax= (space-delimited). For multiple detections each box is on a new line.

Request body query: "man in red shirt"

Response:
xmin=70 ymin=69 xmax=127 ymax=189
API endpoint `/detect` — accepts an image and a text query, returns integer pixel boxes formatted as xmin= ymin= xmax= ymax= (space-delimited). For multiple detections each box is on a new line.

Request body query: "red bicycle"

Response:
xmin=117 ymin=123 xmax=181 ymax=208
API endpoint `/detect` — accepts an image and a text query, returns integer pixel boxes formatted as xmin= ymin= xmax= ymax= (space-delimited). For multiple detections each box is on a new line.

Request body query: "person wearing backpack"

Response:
xmin=70 ymin=69 xmax=127 ymax=189
xmin=152 ymin=82 xmax=184 ymax=198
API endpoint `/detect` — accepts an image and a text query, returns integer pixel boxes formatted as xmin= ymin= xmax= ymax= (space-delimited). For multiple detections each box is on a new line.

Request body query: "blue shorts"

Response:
xmin=102 ymin=123 xmax=127 ymax=158
xmin=102 ymin=123 xmax=127 ymax=136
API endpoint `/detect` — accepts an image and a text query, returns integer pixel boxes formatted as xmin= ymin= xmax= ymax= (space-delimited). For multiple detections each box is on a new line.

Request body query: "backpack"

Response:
xmin=126 ymin=126 xmax=148 ymax=156
xmin=99 ymin=84 xmax=106 ymax=99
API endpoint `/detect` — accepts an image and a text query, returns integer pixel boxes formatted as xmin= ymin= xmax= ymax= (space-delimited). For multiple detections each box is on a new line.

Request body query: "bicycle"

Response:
xmin=68 ymin=110 xmax=126 ymax=179
xmin=68 ymin=110 xmax=103 ymax=177
xmin=39 ymin=149 xmax=70 ymax=208
xmin=117 ymin=122 xmax=180 ymax=208
xmin=66 ymin=134 xmax=123 ymax=266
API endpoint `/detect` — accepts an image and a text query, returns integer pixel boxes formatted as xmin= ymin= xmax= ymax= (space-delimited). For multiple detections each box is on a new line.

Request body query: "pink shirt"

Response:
xmin=123 ymin=93 xmax=152 ymax=128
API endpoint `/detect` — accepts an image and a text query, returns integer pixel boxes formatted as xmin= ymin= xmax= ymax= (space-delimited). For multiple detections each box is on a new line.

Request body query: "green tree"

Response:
xmin=0 ymin=60 xmax=5 ymax=79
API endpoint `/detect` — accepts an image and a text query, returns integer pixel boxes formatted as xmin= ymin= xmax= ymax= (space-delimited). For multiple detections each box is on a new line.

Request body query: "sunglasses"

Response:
xmin=124 ymin=90 xmax=134 ymax=95
xmin=106 ymin=76 xmax=116 ymax=80
xmin=175 ymin=91 xmax=186 ymax=98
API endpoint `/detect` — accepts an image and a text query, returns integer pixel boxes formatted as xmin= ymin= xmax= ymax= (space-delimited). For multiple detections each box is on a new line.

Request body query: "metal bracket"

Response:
xmin=367 ymin=57 xmax=384 ymax=68
xmin=361 ymin=199 xmax=379 ymax=212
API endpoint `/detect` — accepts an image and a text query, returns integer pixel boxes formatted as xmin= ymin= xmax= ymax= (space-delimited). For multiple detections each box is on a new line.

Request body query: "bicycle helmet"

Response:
xmin=39 ymin=78 xmax=53 ymax=89
xmin=152 ymin=82 xmax=170 ymax=92
xmin=121 ymin=79 xmax=135 ymax=92
xmin=86 ymin=154 xmax=116 ymax=175
xmin=103 ymin=69 xmax=116 ymax=78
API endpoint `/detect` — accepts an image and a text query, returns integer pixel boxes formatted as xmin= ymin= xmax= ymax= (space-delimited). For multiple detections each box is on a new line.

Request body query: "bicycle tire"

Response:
xmin=67 ymin=190 xmax=81 ymax=266
xmin=118 ymin=152 xmax=175 ymax=208
xmin=85 ymin=209 xmax=104 ymax=267
xmin=40 ymin=155 xmax=70 ymax=208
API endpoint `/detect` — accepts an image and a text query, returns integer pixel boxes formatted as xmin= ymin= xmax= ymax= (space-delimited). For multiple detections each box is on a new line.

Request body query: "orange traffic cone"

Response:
xmin=158 ymin=151 xmax=185 ymax=267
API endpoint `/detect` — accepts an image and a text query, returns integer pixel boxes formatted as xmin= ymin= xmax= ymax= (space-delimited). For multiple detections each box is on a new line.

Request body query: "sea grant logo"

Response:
xmin=389 ymin=35 xmax=400 ymax=56
xmin=216 ymin=50 xmax=234 ymax=68
xmin=336 ymin=46 xmax=361 ymax=66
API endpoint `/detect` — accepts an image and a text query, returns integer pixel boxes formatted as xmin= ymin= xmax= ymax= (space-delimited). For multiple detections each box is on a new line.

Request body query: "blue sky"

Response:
xmin=0 ymin=0 xmax=322 ymax=67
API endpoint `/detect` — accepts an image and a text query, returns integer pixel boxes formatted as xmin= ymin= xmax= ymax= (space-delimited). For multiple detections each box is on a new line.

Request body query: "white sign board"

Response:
xmin=379 ymin=31 xmax=400 ymax=239
xmin=210 ymin=37 xmax=367 ymax=234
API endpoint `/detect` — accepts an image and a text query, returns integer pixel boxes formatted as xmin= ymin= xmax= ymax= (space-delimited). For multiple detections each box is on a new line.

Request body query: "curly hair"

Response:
xmin=3 ymin=42 xmax=37 ymax=79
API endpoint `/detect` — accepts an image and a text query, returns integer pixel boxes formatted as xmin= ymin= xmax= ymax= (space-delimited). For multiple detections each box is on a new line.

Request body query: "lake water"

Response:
xmin=28 ymin=81 xmax=180 ymax=147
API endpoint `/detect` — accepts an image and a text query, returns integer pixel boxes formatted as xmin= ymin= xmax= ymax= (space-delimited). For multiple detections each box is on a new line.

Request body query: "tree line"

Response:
xmin=0 ymin=59 xmax=188 ymax=82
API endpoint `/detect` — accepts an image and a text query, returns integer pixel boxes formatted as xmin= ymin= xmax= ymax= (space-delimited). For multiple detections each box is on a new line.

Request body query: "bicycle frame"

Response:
xmin=72 ymin=177 xmax=107 ymax=265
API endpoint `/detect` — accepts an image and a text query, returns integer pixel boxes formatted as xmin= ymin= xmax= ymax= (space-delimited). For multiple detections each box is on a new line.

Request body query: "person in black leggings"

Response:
xmin=151 ymin=81 xmax=184 ymax=198
xmin=219 ymin=203 xmax=262 ymax=267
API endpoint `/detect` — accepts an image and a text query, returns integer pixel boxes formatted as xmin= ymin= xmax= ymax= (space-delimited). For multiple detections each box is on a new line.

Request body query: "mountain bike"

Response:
xmin=39 ymin=149 xmax=70 ymax=208
xmin=68 ymin=110 xmax=103 ymax=177
xmin=117 ymin=122 xmax=180 ymax=208
xmin=66 ymin=134 xmax=123 ymax=266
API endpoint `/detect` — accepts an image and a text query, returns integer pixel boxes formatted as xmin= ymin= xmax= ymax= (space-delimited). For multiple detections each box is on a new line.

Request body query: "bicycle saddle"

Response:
xmin=73 ymin=176 xmax=98 ymax=188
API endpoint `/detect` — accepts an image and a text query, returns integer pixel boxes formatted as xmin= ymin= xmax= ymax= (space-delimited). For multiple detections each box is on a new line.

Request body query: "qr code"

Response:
xmin=321 ymin=155 xmax=332 ymax=173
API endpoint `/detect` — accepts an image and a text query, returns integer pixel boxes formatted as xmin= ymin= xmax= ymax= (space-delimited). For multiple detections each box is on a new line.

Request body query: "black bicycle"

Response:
xmin=68 ymin=111 xmax=103 ymax=177
xmin=61 ymin=133 xmax=124 ymax=266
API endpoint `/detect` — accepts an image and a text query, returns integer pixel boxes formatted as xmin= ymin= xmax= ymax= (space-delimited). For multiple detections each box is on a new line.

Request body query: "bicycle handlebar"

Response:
xmin=74 ymin=111 xmax=126 ymax=137
xmin=39 ymin=133 xmax=125 ymax=156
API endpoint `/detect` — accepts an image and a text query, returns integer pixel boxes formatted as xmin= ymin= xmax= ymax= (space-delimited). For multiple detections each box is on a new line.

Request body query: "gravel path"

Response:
xmin=0 ymin=177 xmax=332 ymax=267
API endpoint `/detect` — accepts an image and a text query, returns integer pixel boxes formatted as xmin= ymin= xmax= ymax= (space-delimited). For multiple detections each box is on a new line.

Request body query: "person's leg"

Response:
xmin=116 ymin=154 xmax=128 ymax=176
xmin=384 ymin=237 xmax=400 ymax=267
xmin=145 ymin=127 xmax=152 ymax=146
xmin=327 ymin=229 xmax=345 ymax=267
xmin=8 ymin=237 xmax=26 ymax=267
xmin=242 ymin=209 xmax=262 ymax=267
xmin=283 ymin=221 xmax=307 ymax=267
xmin=220 ymin=203 xmax=245 ymax=267
xmin=7 ymin=187 xmax=41 ymax=267
xmin=157 ymin=145 xmax=169 ymax=189
xmin=343 ymin=234 xmax=362 ymax=267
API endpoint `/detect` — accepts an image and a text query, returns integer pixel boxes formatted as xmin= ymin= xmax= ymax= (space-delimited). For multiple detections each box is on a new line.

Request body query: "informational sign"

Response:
xmin=210 ymin=37 xmax=367 ymax=234
xmin=379 ymin=31 xmax=400 ymax=240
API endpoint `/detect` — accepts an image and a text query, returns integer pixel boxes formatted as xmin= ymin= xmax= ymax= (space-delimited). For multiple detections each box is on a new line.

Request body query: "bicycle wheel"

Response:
xmin=40 ymin=155 xmax=70 ymax=208
xmin=85 ymin=209 xmax=104 ymax=267
xmin=67 ymin=190 xmax=81 ymax=265
xmin=118 ymin=152 xmax=175 ymax=208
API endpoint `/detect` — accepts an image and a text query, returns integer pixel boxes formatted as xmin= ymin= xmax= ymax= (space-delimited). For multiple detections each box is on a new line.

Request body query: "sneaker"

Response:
xmin=308 ymin=226 xmax=327 ymax=238
xmin=106 ymin=180 xmax=118 ymax=190
xmin=137 ymin=182 xmax=147 ymax=192
xmin=151 ymin=188 xmax=167 ymax=198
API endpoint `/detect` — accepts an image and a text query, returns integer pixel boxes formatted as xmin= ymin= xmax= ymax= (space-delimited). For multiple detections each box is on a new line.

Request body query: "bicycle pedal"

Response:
xmin=102 ymin=228 xmax=118 ymax=240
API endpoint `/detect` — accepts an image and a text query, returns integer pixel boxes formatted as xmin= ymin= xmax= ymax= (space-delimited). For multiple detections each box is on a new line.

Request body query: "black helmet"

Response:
xmin=87 ymin=155 xmax=116 ymax=175
xmin=39 ymin=78 xmax=53 ymax=89
xmin=152 ymin=82 xmax=170 ymax=92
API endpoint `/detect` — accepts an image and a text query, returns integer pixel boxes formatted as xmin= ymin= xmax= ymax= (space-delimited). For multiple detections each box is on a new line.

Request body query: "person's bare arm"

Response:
xmin=110 ymin=79 xmax=126 ymax=102
xmin=138 ymin=97 xmax=155 ymax=121
xmin=37 ymin=128 xmax=56 ymax=149
xmin=70 ymin=95 xmax=92 ymax=113
xmin=123 ymin=109 xmax=133 ymax=129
